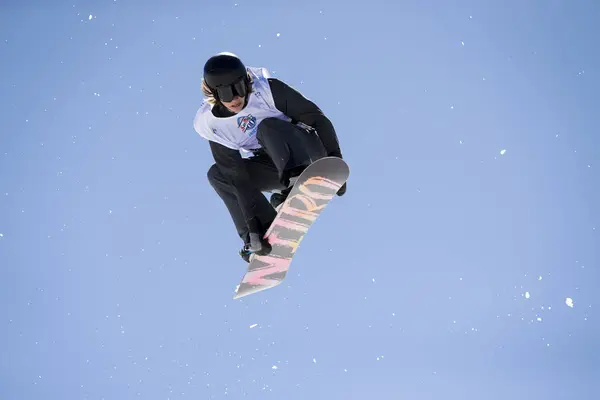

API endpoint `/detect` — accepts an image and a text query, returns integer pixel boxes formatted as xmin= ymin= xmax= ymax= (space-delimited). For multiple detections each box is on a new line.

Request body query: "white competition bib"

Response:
xmin=193 ymin=66 xmax=291 ymax=154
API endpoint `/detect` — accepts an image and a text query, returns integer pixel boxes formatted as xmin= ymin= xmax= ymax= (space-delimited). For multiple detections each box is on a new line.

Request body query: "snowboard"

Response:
xmin=233 ymin=156 xmax=350 ymax=299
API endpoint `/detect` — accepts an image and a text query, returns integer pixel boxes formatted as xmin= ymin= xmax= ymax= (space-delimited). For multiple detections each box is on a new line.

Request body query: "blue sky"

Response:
xmin=1 ymin=0 xmax=599 ymax=399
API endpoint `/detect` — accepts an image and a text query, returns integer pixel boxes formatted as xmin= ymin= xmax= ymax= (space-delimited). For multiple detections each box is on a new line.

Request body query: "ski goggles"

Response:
xmin=215 ymin=77 xmax=248 ymax=103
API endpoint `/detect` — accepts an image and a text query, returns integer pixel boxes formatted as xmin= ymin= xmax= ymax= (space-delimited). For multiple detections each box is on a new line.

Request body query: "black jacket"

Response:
xmin=207 ymin=78 xmax=343 ymax=182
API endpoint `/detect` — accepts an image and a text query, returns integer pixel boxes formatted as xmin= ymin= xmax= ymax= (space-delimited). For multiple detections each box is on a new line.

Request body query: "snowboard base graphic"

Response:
xmin=233 ymin=156 xmax=350 ymax=299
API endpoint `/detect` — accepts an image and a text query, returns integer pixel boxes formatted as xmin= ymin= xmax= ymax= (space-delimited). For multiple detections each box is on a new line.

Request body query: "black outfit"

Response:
xmin=206 ymin=78 xmax=344 ymax=245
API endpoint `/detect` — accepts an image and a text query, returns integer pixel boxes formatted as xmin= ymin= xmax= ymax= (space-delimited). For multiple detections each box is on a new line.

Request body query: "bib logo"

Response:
xmin=237 ymin=114 xmax=257 ymax=136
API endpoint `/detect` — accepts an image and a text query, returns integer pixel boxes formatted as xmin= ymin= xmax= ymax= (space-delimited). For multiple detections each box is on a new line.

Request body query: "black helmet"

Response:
xmin=203 ymin=53 xmax=249 ymax=102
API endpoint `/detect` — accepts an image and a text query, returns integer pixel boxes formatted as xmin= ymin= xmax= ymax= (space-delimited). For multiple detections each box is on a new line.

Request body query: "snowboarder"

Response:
xmin=193 ymin=52 xmax=346 ymax=262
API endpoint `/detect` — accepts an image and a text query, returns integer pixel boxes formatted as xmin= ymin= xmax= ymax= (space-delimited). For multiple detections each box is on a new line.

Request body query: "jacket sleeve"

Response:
xmin=267 ymin=78 xmax=343 ymax=158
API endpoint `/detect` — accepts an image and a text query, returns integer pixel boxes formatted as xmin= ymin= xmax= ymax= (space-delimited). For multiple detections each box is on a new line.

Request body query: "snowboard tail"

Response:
xmin=233 ymin=156 xmax=349 ymax=299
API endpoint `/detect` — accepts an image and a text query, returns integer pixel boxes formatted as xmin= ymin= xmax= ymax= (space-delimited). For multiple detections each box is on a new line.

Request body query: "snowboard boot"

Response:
xmin=269 ymin=164 xmax=306 ymax=211
xmin=269 ymin=186 xmax=292 ymax=212
xmin=239 ymin=245 xmax=253 ymax=263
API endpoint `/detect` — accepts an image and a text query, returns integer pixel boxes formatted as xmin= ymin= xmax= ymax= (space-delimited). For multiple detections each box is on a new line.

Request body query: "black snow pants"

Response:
xmin=207 ymin=117 xmax=328 ymax=244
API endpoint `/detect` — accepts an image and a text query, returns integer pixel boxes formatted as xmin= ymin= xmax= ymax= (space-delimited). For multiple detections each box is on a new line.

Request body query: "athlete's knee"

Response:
xmin=206 ymin=163 xmax=221 ymax=186
xmin=257 ymin=117 xmax=289 ymax=139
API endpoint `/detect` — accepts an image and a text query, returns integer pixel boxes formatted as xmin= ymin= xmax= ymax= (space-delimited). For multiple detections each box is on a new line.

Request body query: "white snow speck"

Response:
xmin=271 ymin=365 xmax=278 ymax=370
xmin=461 ymin=41 xmax=465 ymax=46
xmin=249 ymin=324 xmax=258 ymax=329
xmin=500 ymin=149 xmax=507 ymax=155
xmin=537 ymin=317 xmax=542 ymax=322
xmin=566 ymin=297 xmax=574 ymax=308
xmin=0 ymin=233 xmax=3 ymax=238
xmin=88 ymin=14 xmax=93 ymax=20
xmin=525 ymin=291 xmax=530 ymax=299
xmin=538 ymin=276 xmax=543 ymax=281
xmin=276 ymin=33 xmax=281 ymax=37
xmin=312 ymin=358 xmax=317 ymax=364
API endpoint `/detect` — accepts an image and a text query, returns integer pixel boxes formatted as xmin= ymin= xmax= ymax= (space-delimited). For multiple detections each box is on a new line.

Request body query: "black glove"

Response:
xmin=327 ymin=152 xmax=346 ymax=196
xmin=337 ymin=182 xmax=347 ymax=196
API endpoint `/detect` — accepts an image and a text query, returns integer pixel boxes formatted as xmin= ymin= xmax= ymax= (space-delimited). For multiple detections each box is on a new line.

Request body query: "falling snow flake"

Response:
xmin=249 ymin=324 xmax=258 ymax=329
xmin=566 ymin=298 xmax=574 ymax=308
xmin=500 ymin=149 xmax=507 ymax=155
